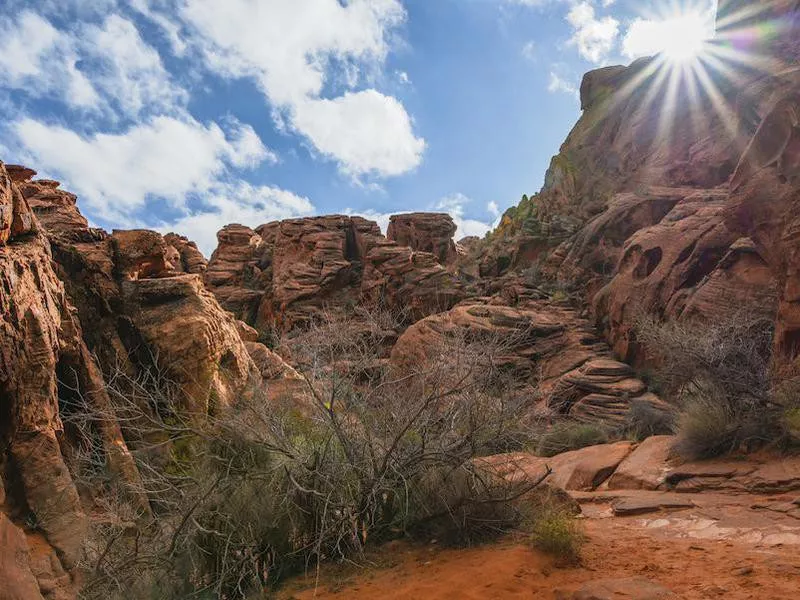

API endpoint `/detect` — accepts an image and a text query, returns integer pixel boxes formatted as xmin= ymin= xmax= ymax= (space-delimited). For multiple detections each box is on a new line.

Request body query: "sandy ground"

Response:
xmin=278 ymin=492 xmax=800 ymax=599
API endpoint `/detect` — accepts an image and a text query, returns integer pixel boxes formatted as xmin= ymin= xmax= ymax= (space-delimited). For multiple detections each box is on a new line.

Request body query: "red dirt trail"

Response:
xmin=279 ymin=498 xmax=800 ymax=600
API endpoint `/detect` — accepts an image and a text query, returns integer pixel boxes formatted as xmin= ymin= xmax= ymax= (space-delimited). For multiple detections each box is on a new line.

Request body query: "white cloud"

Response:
xmin=436 ymin=193 xmax=493 ymax=239
xmin=487 ymin=201 xmax=500 ymax=217
xmin=164 ymin=182 xmax=314 ymax=255
xmin=130 ymin=0 xmax=189 ymax=56
xmin=179 ymin=0 xmax=424 ymax=178
xmin=292 ymin=91 xmax=425 ymax=178
xmin=547 ymin=71 xmax=578 ymax=96
xmin=14 ymin=116 xmax=271 ymax=222
xmin=566 ymin=1 xmax=619 ymax=64
xmin=0 ymin=10 xmax=188 ymax=118
xmin=0 ymin=11 xmax=100 ymax=108
xmin=86 ymin=15 xmax=187 ymax=117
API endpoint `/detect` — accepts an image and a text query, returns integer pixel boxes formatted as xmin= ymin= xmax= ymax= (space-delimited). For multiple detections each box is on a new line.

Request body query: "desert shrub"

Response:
xmin=625 ymin=398 xmax=675 ymax=441
xmin=75 ymin=311 xmax=544 ymax=599
xmin=535 ymin=421 xmax=609 ymax=457
xmin=672 ymin=392 xmax=782 ymax=459
xmin=526 ymin=496 xmax=584 ymax=565
xmin=403 ymin=465 xmax=532 ymax=546
xmin=634 ymin=311 xmax=786 ymax=459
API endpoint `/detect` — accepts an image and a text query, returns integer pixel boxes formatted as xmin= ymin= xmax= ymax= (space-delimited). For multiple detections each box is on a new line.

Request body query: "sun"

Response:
xmin=623 ymin=9 xmax=715 ymax=65
xmin=656 ymin=12 xmax=713 ymax=63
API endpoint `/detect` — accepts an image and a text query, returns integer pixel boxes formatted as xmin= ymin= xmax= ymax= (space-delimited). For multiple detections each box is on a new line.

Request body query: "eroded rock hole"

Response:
xmin=632 ymin=247 xmax=662 ymax=279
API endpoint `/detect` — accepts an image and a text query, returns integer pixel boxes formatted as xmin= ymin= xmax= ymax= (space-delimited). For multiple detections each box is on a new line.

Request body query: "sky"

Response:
xmin=0 ymin=0 xmax=717 ymax=255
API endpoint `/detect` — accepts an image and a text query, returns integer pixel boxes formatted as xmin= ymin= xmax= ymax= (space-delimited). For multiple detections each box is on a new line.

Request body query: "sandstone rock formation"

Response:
xmin=727 ymin=74 xmax=800 ymax=366
xmin=164 ymin=232 xmax=207 ymax=274
xmin=1 ymin=164 xmax=302 ymax=598
xmin=4 ymin=3 xmax=800 ymax=597
xmin=205 ymin=215 xmax=465 ymax=333
xmin=470 ymin=0 xmax=800 ymax=369
xmin=386 ymin=212 xmax=457 ymax=265
xmin=390 ymin=297 xmax=667 ymax=425
xmin=1 ymin=163 xmax=92 ymax=598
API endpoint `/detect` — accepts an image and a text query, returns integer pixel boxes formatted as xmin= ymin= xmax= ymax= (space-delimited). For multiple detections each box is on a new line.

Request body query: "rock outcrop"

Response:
xmin=205 ymin=216 xmax=465 ymax=333
xmin=386 ymin=212 xmax=457 ymax=265
xmin=390 ymin=297 xmax=667 ymax=425
xmin=471 ymin=0 xmax=800 ymax=368
xmin=1 ymin=164 xmax=303 ymax=598
xmin=1 ymin=163 xmax=91 ymax=598
xmin=727 ymin=74 xmax=800 ymax=367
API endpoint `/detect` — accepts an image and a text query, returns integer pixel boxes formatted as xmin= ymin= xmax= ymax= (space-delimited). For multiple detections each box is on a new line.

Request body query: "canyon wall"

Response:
xmin=2 ymin=2 xmax=800 ymax=597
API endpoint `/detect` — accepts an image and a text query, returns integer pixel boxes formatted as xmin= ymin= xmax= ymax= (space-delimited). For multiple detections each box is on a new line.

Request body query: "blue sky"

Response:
xmin=0 ymin=0 xmax=717 ymax=255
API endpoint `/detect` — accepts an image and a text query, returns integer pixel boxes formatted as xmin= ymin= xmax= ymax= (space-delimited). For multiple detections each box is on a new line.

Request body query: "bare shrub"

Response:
xmin=74 ymin=310 xmax=544 ymax=599
xmin=634 ymin=311 xmax=785 ymax=458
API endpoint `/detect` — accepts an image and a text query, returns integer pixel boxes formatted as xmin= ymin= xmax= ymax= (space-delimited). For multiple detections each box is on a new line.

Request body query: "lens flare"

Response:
xmin=623 ymin=11 xmax=714 ymax=64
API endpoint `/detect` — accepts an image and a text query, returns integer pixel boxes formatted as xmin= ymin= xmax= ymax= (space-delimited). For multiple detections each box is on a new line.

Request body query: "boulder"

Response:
xmin=547 ymin=442 xmax=635 ymax=491
xmin=112 ymin=229 xmax=173 ymax=279
xmin=485 ymin=442 xmax=635 ymax=492
xmin=607 ymin=436 xmax=675 ymax=490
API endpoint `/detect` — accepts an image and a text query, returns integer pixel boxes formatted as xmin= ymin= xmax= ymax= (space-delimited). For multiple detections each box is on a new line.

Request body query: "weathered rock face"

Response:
xmin=386 ymin=213 xmax=457 ymax=265
xmin=1 ymin=163 xmax=303 ymax=599
xmin=471 ymin=2 xmax=800 ymax=368
xmin=205 ymin=224 xmax=267 ymax=324
xmin=164 ymin=233 xmax=207 ymax=275
xmin=390 ymin=298 xmax=665 ymax=425
xmin=205 ymin=216 xmax=465 ymax=333
xmin=727 ymin=74 xmax=800 ymax=366
xmin=535 ymin=55 xmax=752 ymax=225
xmin=0 ymin=163 xmax=92 ymax=597
xmin=590 ymin=189 xmax=777 ymax=360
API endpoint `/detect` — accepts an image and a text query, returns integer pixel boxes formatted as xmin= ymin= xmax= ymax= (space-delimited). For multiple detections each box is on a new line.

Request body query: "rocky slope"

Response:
xmin=475 ymin=0 xmax=799 ymax=368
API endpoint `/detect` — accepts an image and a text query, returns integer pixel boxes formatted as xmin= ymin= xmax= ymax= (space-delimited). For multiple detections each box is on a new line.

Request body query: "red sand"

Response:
xmin=279 ymin=516 xmax=800 ymax=599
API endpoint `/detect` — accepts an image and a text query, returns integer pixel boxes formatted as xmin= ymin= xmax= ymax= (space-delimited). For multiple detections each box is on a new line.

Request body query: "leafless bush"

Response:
xmin=634 ymin=311 xmax=785 ymax=458
xmin=73 ymin=310 xmax=544 ymax=599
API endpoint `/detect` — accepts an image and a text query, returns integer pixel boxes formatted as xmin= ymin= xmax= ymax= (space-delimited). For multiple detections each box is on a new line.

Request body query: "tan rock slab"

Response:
xmin=607 ymin=436 xmax=675 ymax=490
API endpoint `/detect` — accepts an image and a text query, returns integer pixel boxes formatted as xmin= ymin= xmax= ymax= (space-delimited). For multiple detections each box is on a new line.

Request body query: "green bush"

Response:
xmin=535 ymin=421 xmax=609 ymax=457
xmin=674 ymin=392 xmax=783 ymax=459
xmin=527 ymin=500 xmax=584 ymax=565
